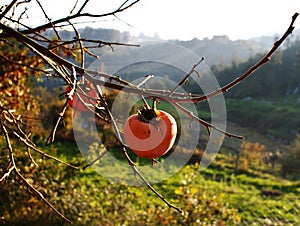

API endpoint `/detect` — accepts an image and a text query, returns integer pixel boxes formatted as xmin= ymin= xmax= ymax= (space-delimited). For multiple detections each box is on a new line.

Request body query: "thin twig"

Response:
xmin=82 ymin=147 xmax=110 ymax=170
xmin=0 ymin=164 xmax=15 ymax=182
xmin=171 ymin=101 xmax=243 ymax=139
xmin=121 ymin=147 xmax=182 ymax=212
xmin=168 ymin=57 xmax=205 ymax=96
xmin=48 ymin=38 xmax=140 ymax=49
xmin=11 ymin=129 xmax=79 ymax=170
xmin=1 ymin=107 xmax=78 ymax=169
xmin=35 ymin=0 xmax=61 ymax=39
xmin=27 ymin=146 xmax=39 ymax=167
xmin=0 ymin=0 xmax=18 ymax=20
xmin=46 ymin=100 xmax=69 ymax=144
xmin=76 ymin=0 xmax=90 ymax=15
xmin=69 ymin=21 xmax=85 ymax=68
xmin=69 ymin=0 xmax=79 ymax=15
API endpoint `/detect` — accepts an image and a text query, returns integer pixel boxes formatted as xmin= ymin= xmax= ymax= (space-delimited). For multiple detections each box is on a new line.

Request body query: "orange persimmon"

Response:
xmin=123 ymin=108 xmax=177 ymax=159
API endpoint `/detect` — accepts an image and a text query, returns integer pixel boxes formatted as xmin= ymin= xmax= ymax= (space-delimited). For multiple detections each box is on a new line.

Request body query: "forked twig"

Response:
xmin=1 ymin=106 xmax=79 ymax=169
xmin=12 ymin=129 xmax=79 ymax=170
xmin=0 ymin=163 xmax=15 ymax=182
xmin=1 ymin=0 xmax=142 ymax=36
xmin=168 ymin=57 xmax=205 ymax=96
xmin=0 ymin=0 xmax=17 ymax=20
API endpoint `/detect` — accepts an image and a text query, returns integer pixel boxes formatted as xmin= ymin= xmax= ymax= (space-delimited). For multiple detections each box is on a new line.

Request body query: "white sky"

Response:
xmin=4 ymin=0 xmax=300 ymax=40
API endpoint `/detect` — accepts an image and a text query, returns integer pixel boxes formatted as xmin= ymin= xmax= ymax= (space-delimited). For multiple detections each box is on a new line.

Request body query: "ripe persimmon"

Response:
xmin=123 ymin=107 xmax=177 ymax=159
xmin=65 ymin=85 xmax=97 ymax=112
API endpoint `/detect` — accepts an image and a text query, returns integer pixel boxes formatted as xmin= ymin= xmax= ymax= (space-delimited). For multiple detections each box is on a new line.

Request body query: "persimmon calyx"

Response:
xmin=138 ymin=108 xmax=162 ymax=129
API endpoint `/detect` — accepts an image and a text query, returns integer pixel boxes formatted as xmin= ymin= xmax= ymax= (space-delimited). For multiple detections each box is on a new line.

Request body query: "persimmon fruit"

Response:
xmin=123 ymin=108 xmax=177 ymax=159
xmin=65 ymin=85 xmax=97 ymax=112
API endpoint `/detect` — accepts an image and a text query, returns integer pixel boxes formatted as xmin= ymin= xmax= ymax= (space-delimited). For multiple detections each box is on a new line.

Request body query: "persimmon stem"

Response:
xmin=137 ymin=75 xmax=155 ymax=110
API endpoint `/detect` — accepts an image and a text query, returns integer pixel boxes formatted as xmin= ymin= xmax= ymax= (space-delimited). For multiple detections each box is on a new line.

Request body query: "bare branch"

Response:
xmin=0 ymin=0 xmax=18 ymax=20
xmin=121 ymin=147 xmax=183 ymax=212
xmin=95 ymin=88 xmax=183 ymax=212
xmin=82 ymin=146 xmax=111 ymax=170
xmin=76 ymin=0 xmax=89 ymax=15
xmin=69 ymin=0 xmax=79 ymax=15
xmin=170 ymin=101 xmax=243 ymax=139
xmin=68 ymin=21 xmax=85 ymax=68
xmin=1 ymin=2 xmax=299 ymax=222
xmin=35 ymin=0 xmax=61 ymax=39
xmin=48 ymin=38 xmax=140 ymax=49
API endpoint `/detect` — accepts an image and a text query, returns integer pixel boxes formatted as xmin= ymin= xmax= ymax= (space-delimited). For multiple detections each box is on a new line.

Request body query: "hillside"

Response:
xmin=215 ymin=39 xmax=300 ymax=102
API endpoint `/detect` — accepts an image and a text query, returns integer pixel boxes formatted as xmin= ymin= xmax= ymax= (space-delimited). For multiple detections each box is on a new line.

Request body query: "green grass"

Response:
xmin=225 ymin=98 xmax=300 ymax=142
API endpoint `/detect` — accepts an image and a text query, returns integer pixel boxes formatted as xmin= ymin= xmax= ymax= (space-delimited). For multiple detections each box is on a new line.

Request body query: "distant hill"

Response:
xmin=42 ymin=27 xmax=300 ymax=68
xmin=173 ymin=35 xmax=268 ymax=67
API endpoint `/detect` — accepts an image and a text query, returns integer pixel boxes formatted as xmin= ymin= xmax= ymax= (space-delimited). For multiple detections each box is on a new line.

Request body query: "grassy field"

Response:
xmin=225 ymin=98 xmax=300 ymax=143
xmin=1 ymin=139 xmax=299 ymax=226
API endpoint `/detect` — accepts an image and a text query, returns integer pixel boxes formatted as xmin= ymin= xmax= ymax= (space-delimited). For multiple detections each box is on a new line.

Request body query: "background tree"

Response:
xmin=281 ymin=134 xmax=300 ymax=179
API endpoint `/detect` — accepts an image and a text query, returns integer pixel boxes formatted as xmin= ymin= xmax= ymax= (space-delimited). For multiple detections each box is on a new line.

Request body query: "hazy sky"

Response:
xmin=5 ymin=0 xmax=300 ymax=40
xmin=116 ymin=0 xmax=300 ymax=40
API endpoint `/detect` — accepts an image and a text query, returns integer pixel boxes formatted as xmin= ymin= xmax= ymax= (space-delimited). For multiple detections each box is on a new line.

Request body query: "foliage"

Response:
xmin=234 ymin=141 xmax=266 ymax=174
xmin=0 ymin=39 xmax=44 ymax=113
